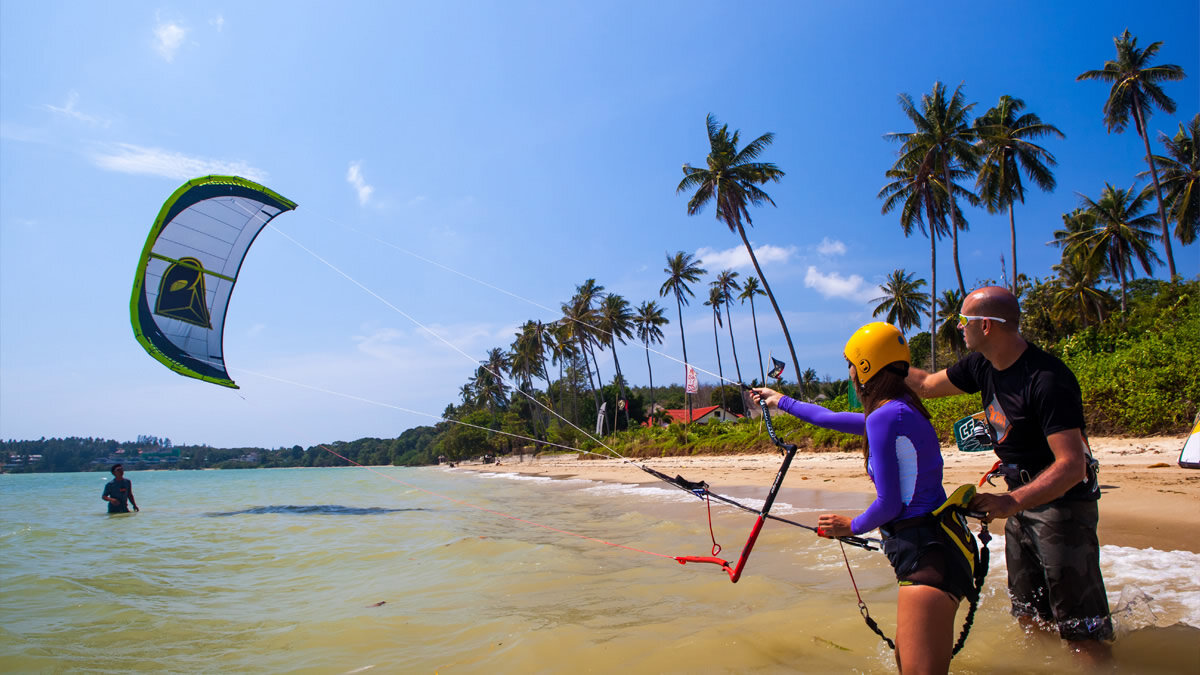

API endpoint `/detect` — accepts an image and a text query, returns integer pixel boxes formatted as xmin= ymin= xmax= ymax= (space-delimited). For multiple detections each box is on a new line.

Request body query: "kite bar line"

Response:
xmin=316 ymin=444 xmax=677 ymax=562
xmin=265 ymin=223 xmax=625 ymax=462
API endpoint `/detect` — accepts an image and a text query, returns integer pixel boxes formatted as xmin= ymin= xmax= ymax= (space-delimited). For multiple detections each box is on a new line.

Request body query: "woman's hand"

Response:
xmin=749 ymin=387 xmax=784 ymax=409
xmin=816 ymin=513 xmax=853 ymax=538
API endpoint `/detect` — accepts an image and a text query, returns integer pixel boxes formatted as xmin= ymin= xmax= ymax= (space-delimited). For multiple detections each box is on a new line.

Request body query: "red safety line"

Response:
xmin=318 ymin=445 xmax=678 ymax=561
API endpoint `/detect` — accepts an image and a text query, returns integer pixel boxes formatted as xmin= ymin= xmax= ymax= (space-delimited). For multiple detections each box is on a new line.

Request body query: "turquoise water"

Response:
xmin=1 ymin=467 xmax=1196 ymax=673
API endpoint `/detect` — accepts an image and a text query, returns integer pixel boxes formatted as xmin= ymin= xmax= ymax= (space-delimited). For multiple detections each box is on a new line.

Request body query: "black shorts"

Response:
xmin=881 ymin=517 xmax=977 ymax=602
xmin=1005 ymin=500 xmax=1113 ymax=641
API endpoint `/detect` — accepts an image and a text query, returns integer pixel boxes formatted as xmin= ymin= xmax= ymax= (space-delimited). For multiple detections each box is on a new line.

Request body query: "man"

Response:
xmin=102 ymin=464 xmax=139 ymax=514
xmin=906 ymin=286 xmax=1112 ymax=657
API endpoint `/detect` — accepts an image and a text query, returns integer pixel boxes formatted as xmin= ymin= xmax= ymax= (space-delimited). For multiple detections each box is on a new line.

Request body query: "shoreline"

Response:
xmin=456 ymin=435 xmax=1200 ymax=553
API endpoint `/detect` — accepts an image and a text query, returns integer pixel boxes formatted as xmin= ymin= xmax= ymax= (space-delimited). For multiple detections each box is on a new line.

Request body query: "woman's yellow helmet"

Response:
xmin=843 ymin=322 xmax=909 ymax=384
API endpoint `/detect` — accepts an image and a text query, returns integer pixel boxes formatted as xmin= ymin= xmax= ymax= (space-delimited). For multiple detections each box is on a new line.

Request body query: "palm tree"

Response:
xmin=1050 ymin=259 xmax=1112 ymax=330
xmin=737 ymin=275 xmax=767 ymax=384
xmin=572 ymin=279 xmax=607 ymax=393
xmin=677 ymin=114 xmax=799 ymax=379
xmin=597 ymin=293 xmax=634 ymax=432
xmin=879 ymin=144 xmax=971 ymax=370
xmin=633 ymin=300 xmax=668 ymax=412
xmin=1147 ymin=114 xmax=1200 ymax=246
xmin=712 ymin=269 xmax=744 ymax=385
xmin=887 ymin=82 xmax=979 ymax=296
xmin=548 ymin=320 xmax=579 ymax=424
xmin=800 ymin=368 xmax=818 ymax=401
xmin=1072 ymin=183 xmax=1163 ymax=312
xmin=511 ymin=320 xmax=550 ymax=439
xmin=660 ymin=251 xmax=707 ymax=421
xmin=871 ymin=269 xmax=930 ymax=335
xmin=1077 ymin=30 xmax=1187 ymax=279
xmin=703 ymin=285 xmax=727 ymax=412
xmin=560 ymin=292 xmax=602 ymax=416
xmin=974 ymin=95 xmax=1065 ymax=293
xmin=935 ymin=289 xmax=965 ymax=358
xmin=474 ymin=348 xmax=510 ymax=414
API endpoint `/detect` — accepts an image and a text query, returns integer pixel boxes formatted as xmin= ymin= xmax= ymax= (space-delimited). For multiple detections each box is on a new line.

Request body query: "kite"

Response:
xmin=130 ymin=175 xmax=297 ymax=388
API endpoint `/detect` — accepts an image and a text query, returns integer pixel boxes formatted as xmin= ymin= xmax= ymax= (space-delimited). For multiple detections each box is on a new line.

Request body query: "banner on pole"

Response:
xmin=685 ymin=366 xmax=698 ymax=394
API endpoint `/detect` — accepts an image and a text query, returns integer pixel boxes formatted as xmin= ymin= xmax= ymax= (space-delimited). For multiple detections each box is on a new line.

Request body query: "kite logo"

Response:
xmin=155 ymin=257 xmax=212 ymax=328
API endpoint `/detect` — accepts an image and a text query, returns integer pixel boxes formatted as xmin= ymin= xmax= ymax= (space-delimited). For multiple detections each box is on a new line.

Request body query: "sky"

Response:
xmin=1 ymin=1 xmax=1197 ymax=449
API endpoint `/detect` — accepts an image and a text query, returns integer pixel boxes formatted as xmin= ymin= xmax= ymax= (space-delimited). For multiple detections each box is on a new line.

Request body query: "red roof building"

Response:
xmin=653 ymin=405 xmax=741 ymax=425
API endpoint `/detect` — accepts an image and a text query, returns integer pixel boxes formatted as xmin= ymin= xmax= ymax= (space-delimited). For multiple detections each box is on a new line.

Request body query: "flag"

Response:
xmin=617 ymin=399 xmax=626 ymax=411
xmin=685 ymin=365 xmax=698 ymax=393
xmin=595 ymin=402 xmax=608 ymax=435
xmin=768 ymin=357 xmax=785 ymax=379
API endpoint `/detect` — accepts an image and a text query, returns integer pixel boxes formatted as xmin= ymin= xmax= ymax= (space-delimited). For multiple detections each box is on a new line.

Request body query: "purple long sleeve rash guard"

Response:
xmin=776 ymin=396 xmax=946 ymax=535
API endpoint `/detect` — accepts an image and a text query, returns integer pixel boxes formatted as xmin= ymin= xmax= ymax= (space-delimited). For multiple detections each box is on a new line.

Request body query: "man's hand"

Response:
xmin=969 ymin=492 xmax=1021 ymax=521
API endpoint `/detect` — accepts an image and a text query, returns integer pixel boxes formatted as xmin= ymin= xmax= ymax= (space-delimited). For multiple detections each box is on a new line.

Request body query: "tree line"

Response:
xmin=874 ymin=30 xmax=1194 ymax=369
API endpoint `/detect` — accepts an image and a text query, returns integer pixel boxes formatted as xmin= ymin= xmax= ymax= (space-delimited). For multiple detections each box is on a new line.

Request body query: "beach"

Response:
xmin=459 ymin=435 xmax=1200 ymax=553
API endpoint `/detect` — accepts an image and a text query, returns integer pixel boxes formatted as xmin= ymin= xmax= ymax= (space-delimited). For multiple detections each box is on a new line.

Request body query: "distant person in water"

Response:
xmin=102 ymin=464 xmax=139 ymax=514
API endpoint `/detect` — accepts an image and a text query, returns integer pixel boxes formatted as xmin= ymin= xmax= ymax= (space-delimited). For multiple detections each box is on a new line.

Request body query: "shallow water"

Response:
xmin=1 ymin=467 xmax=1196 ymax=673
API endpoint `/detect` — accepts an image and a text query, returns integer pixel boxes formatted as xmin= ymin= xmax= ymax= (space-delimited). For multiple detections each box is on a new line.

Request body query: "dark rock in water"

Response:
xmin=204 ymin=505 xmax=428 ymax=517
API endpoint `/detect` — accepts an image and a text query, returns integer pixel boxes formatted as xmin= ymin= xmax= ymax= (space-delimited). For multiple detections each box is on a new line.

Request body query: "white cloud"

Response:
xmin=347 ymin=161 xmax=374 ymax=205
xmin=91 ymin=143 xmax=266 ymax=182
xmin=804 ymin=266 xmax=880 ymax=303
xmin=44 ymin=91 xmax=108 ymax=126
xmin=694 ymin=243 xmax=795 ymax=271
xmin=816 ymin=237 xmax=847 ymax=256
xmin=211 ymin=14 xmax=225 ymax=31
xmin=154 ymin=18 xmax=187 ymax=62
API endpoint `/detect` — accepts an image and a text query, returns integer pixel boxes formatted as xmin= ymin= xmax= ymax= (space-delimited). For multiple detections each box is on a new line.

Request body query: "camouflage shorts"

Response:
xmin=1005 ymin=500 xmax=1113 ymax=641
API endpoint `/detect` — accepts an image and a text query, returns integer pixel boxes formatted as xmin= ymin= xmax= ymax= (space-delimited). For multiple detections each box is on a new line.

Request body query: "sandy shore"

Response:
xmin=457 ymin=436 xmax=1200 ymax=553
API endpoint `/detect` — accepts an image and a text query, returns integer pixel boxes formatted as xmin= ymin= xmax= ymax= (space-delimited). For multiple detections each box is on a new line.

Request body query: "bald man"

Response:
xmin=907 ymin=286 xmax=1112 ymax=655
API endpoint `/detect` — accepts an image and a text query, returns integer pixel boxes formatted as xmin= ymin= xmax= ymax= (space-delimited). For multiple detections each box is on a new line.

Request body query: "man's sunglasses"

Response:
xmin=957 ymin=314 xmax=1007 ymax=327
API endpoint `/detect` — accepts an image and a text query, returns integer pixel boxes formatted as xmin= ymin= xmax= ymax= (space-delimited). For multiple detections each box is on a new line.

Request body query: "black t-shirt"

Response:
xmin=946 ymin=344 xmax=1097 ymax=501
xmin=103 ymin=478 xmax=132 ymax=513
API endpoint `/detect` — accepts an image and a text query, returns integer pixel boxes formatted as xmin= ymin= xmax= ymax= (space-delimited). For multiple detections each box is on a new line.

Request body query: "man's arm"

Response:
xmin=971 ymin=428 xmax=1088 ymax=519
xmin=905 ymin=367 xmax=965 ymax=399
xmin=127 ymin=483 xmax=138 ymax=511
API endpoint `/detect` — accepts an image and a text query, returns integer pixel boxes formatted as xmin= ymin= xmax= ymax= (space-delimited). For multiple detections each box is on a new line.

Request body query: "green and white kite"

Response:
xmin=130 ymin=175 xmax=297 ymax=388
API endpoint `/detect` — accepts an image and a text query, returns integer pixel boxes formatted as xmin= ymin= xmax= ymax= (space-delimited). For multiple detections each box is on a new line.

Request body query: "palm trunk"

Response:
xmin=644 ymin=341 xmax=656 ymax=419
xmin=712 ymin=310 xmax=725 ymax=413
xmin=1132 ymin=92 xmax=1177 ymax=280
xmin=943 ymin=162 xmax=966 ymax=296
xmin=926 ymin=203 xmax=939 ymax=371
xmin=610 ymin=343 xmax=627 ymax=432
xmin=735 ymin=223 xmax=800 ymax=381
xmin=1008 ymin=200 xmax=1018 ymax=294
xmin=750 ymin=297 xmax=765 ymax=385
xmin=723 ymin=298 xmax=743 ymax=384
xmin=674 ymin=291 xmax=692 ymax=424
xmin=1116 ymin=238 xmax=1128 ymax=313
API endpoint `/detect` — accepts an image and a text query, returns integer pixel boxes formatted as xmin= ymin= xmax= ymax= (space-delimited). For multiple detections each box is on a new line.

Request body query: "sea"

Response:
xmin=1 ymin=466 xmax=1197 ymax=674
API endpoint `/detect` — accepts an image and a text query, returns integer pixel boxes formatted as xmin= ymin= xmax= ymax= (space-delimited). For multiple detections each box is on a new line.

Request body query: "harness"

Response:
xmin=854 ymin=484 xmax=991 ymax=657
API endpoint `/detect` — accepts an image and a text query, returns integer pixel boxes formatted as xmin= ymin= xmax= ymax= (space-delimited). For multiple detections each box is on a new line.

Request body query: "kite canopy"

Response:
xmin=130 ymin=175 xmax=297 ymax=388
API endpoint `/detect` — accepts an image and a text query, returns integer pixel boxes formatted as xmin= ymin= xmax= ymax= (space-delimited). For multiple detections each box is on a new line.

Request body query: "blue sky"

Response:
xmin=1 ymin=1 xmax=1197 ymax=448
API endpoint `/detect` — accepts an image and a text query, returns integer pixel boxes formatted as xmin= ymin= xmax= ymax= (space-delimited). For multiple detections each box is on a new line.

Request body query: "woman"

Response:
xmin=752 ymin=322 xmax=971 ymax=674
